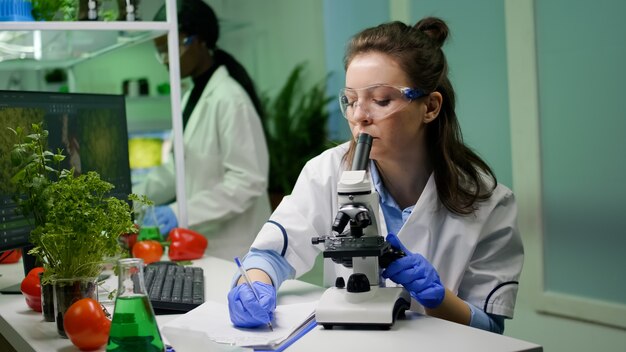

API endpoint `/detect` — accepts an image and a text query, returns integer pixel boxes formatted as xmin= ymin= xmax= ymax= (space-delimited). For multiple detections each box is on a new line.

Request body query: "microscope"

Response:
xmin=311 ymin=133 xmax=410 ymax=329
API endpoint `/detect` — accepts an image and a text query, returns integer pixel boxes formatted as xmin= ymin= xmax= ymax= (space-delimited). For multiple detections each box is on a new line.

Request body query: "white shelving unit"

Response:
xmin=0 ymin=1 xmax=189 ymax=227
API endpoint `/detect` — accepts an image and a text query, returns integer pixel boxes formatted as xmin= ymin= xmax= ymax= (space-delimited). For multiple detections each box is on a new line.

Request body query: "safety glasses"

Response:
xmin=154 ymin=35 xmax=196 ymax=65
xmin=339 ymin=84 xmax=426 ymax=121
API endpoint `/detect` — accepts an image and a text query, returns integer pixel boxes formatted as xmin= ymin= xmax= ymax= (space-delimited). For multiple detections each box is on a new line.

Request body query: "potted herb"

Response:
xmin=9 ymin=123 xmax=142 ymax=336
xmin=35 ymin=171 xmax=141 ymax=336
xmin=29 ymin=171 xmax=137 ymax=282
xmin=262 ymin=63 xmax=333 ymax=208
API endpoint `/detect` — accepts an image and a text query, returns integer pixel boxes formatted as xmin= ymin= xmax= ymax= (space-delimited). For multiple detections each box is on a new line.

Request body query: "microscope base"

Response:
xmin=315 ymin=286 xmax=411 ymax=330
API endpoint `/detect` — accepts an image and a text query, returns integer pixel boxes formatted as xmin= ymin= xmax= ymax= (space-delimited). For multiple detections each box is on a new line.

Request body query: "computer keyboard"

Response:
xmin=144 ymin=262 xmax=205 ymax=314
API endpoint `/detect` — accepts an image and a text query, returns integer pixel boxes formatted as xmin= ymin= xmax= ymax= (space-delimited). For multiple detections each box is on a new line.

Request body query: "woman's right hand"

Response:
xmin=228 ymin=281 xmax=276 ymax=328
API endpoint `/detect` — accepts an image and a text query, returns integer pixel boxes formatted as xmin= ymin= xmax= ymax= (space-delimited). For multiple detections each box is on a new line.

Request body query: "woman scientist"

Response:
xmin=227 ymin=18 xmax=523 ymax=333
xmin=134 ymin=0 xmax=271 ymax=260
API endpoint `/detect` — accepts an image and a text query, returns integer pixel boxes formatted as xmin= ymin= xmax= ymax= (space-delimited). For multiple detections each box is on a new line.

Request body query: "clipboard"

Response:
xmin=250 ymin=314 xmax=317 ymax=351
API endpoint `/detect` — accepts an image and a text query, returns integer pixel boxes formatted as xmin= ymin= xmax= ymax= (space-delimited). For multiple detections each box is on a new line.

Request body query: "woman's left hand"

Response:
xmin=382 ymin=233 xmax=445 ymax=309
xmin=153 ymin=205 xmax=178 ymax=237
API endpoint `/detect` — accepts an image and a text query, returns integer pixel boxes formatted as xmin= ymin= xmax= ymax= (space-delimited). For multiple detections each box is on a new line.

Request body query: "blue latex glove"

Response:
xmin=382 ymin=233 xmax=445 ymax=309
xmin=144 ymin=205 xmax=178 ymax=237
xmin=228 ymin=281 xmax=276 ymax=328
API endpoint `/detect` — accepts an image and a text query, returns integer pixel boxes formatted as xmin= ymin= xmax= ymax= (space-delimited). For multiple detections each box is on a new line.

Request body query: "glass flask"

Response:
xmin=137 ymin=204 xmax=162 ymax=241
xmin=106 ymin=258 xmax=164 ymax=352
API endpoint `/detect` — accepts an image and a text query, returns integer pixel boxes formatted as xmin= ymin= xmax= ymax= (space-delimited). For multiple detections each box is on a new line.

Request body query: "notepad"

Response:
xmin=162 ymin=300 xmax=317 ymax=350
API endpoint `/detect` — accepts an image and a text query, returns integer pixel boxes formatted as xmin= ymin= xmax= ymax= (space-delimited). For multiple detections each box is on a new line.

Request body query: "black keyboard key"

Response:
xmin=144 ymin=265 xmax=156 ymax=289
xmin=182 ymin=274 xmax=193 ymax=304
xmin=160 ymin=265 xmax=178 ymax=301
xmin=172 ymin=275 xmax=185 ymax=303
xmin=192 ymin=268 xmax=204 ymax=304
xmin=149 ymin=264 xmax=168 ymax=300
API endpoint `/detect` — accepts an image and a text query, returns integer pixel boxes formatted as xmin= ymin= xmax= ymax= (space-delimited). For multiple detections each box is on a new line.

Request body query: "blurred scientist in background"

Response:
xmin=134 ymin=0 xmax=270 ymax=260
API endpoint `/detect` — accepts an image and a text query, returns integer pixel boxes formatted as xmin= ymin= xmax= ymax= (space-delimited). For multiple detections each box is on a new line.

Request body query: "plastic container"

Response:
xmin=0 ymin=0 xmax=34 ymax=21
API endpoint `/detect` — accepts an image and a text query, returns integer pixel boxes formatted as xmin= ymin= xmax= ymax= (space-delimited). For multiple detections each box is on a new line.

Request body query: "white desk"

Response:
xmin=0 ymin=256 xmax=542 ymax=352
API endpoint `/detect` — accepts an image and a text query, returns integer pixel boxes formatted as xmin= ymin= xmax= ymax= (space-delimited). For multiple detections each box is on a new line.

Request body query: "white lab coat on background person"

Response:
xmin=250 ymin=142 xmax=523 ymax=318
xmin=134 ymin=66 xmax=271 ymax=260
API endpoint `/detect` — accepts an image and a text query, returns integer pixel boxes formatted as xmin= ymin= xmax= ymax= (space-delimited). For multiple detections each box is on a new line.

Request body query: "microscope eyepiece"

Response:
xmin=352 ymin=133 xmax=373 ymax=171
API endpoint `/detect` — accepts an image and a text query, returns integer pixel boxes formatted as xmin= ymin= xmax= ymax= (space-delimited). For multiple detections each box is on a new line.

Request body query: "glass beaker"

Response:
xmin=54 ymin=276 xmax=99 ymax=337
xmin=106 ymin=258 xmax=164 ymax=352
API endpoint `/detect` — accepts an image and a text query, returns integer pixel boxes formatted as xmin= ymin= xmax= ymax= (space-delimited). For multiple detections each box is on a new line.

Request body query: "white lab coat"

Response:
xmin=251 ymin=142 xmax=523 ymax=318
xmin=134 ymin=66 xmax=271 ymax=261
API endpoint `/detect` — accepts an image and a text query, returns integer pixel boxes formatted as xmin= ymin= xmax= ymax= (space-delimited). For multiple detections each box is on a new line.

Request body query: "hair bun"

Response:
xmin=414 ymin=17 xmax=449 ymax=48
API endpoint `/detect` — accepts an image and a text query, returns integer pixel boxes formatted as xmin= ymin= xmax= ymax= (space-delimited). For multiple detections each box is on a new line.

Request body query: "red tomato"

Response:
xmin=126 ymin=233 xmax=138 ymax=251
xmin=63 ymin=298 xmax=111 ymax=351
xmin=120 ymin=223 xmax=140 ymax=252
xmin=27 ymin=267 xmax=45 ymax=278
xmin=132 ymin=240 xmax=164 ymax=264
xmin=0 ymin=249 xmax=22 ymax=264
xmin=20 ymin=267 xmax=43 ymax=312
xmin=120 ymin=232 xmax=138 ymax=253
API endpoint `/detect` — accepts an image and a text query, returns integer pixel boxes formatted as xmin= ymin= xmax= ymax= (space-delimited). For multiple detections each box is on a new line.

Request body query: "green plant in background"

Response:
xmin=262 ymin=63 xmax=333 ymax=196
xmin=29 ymin=0 xmax=134 ymax=22
xmin=30 ymin=0 xmax=75 ymax=21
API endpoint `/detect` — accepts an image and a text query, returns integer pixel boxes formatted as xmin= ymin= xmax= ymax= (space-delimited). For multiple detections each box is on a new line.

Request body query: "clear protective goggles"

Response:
xmin=154 ymin=35 xmax=196 ymax=65
xmin=339 ymin=84 xmax=426 ymax=121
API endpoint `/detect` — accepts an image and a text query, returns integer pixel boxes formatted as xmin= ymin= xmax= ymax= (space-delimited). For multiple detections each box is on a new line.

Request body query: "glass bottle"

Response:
xmin=78 ymin=0 xmax=99 ymax=21
xmin=117 ymin=0 xmax=141 ymax=21
xmin=106 ymin=258 xmax=164 ymax=352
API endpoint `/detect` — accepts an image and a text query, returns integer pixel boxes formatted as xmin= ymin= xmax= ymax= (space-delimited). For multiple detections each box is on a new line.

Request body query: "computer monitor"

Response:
xmin=0 ymin=90 xmax=132 ymax=292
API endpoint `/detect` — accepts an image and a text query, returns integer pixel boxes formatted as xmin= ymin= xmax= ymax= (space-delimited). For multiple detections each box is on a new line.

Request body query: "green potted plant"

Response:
xmin=35 ymin=171 xmax=140 ymax=336
xmin=30 ymin=0 xmax=122 ymax=21
xmin=262 ymin=63 xmax=333 ymax=208
xmin=9 ymin=123 xmax=142 ymax=336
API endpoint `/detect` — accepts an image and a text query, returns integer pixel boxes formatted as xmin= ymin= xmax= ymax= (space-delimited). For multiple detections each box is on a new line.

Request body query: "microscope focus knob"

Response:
xmin=311 ymin=237 xmax=325 ymax=245
xmin=335 ymin=277 xmax=345 ymax=289
xmin=346 ymin=273 xmax=371 ymax=293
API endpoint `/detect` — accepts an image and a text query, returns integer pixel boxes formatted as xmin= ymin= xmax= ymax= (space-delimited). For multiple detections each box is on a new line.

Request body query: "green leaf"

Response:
xmin=10 ymin=169 xmax=26 ymax=184
xmin=26 ymin=133 xmax=41 ymax=141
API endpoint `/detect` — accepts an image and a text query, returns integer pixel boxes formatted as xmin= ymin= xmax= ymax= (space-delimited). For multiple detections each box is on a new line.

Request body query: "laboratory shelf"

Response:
xmin=0 ymin=21 xmax=170 ymax=31
xmin=0 ymin=21 xmax=168 ymax=69
xmin=0 ymin=3 xmax=189 ymax=227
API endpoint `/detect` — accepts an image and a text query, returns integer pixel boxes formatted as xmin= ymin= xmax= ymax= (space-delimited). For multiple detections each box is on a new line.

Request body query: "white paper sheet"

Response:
xmin=162 ymin=300 xmax=317 ymax=349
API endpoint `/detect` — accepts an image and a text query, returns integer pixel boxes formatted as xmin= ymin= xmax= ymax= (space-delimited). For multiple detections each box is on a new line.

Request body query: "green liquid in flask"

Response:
xmin=138 ymin=226 xmax=162 ymax=242
xmin=106 ymin=295 xmax=164 ymax=352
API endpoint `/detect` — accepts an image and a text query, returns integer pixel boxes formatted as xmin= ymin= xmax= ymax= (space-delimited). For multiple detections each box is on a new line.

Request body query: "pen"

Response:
xmin=234 ymin=257 xmax=274 ymax=331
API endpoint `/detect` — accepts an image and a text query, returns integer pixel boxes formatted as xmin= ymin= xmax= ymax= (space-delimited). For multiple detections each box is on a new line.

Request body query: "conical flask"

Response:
xmin=106 ymin=258 xmax=165 ymax=352
xmin=137 ymin=204 xmax=162 ymax=241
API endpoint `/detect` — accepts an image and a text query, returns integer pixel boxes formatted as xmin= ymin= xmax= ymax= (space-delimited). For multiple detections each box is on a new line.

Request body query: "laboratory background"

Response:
xmin=1 ymin=0 xmax=625 ymax=351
